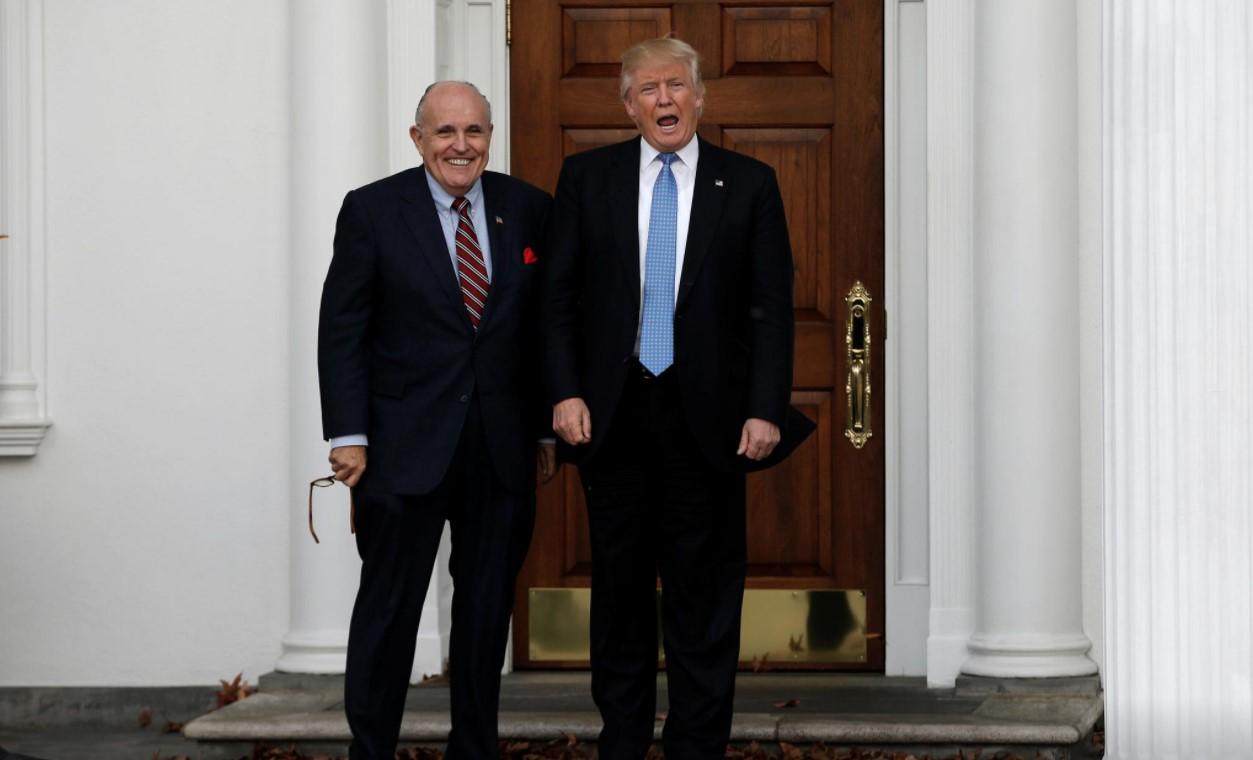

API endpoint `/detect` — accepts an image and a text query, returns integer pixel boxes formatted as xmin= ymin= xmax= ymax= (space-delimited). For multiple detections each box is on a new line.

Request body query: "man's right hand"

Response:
xmin=330 ymin=445 xmax=367 ymax=487
xmin=553 ymin=398 xmax=592 ymax=446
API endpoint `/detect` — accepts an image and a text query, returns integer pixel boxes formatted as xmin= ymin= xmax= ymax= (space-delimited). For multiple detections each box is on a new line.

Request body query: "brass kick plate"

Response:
xmin=528 ymin=588 xmax=868 ymax=664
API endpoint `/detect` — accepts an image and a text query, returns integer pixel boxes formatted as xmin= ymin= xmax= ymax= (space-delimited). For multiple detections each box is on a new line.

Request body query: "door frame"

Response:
xmin=428 ymin=0 xmax=929 ymax=675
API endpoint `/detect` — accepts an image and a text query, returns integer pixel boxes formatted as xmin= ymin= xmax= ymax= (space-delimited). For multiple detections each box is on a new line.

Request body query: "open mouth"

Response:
xmin=656 ymin=115 xmax=679 ymax=128
xmin=447 ymin=157 xmax=474 ymax=167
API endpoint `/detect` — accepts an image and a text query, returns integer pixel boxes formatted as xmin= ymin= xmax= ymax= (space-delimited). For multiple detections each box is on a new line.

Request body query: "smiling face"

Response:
xmin=623 ymin=60 xmax=703 ymax=154
xmin=410 ymin=83 xmax=492 ymax=197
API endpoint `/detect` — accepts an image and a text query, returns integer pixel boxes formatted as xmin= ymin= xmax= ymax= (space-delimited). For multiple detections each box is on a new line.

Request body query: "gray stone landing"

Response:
xmin=180 ymin=672 xmax=1103 ymax=758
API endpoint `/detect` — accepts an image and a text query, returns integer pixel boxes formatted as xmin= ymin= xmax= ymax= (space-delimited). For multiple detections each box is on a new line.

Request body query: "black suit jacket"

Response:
xmin=318 ymin=168 xmax=552 ymax=495
xmin=542 ymin=137 xmax=803 ymax=473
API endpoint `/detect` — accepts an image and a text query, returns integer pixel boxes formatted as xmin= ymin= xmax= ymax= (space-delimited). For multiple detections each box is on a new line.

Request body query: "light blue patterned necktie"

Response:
xmin=640 ymin=153 xmax=678 ymax=375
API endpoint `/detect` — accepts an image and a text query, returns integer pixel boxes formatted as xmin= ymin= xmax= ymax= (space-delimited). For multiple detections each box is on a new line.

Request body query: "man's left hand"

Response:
xmin=736 ymin=418 xmax=780 ymax=461
xmin=537 ymin=441 xmax=557 ymax=483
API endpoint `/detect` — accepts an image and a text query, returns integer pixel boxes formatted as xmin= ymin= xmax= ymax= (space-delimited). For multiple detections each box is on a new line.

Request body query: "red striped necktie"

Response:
xmin=452 ymin=196 xmax=490 ymax=329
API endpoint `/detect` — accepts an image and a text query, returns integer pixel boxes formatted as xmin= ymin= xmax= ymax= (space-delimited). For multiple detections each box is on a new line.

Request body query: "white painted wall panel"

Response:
xmin=0 ymin=0 xmax=289 ymax=685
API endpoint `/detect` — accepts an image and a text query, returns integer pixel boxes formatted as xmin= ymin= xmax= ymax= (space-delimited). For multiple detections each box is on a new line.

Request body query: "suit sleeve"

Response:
xmin=318 ymin=190 xmax=376 ymax=440
xmin=746 ymin=168 xmax=795 ymax=427
xmin=523 ymin=187 xmax=556 ymax=438
xmin=540 ymin=159 xmax=585 ymax=405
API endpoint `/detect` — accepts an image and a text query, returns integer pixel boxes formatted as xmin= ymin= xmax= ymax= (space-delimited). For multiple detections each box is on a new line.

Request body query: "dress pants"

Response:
xmin=580 ymin=362 xmax=748 ymax=760
xmin=344 ymin=398 xmax=535 ymax=760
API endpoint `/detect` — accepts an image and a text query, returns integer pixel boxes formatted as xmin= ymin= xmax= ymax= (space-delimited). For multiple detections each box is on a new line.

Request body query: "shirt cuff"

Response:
xmin=538 ymin=437 xmax=556 ymax=445
xmin=330 ymin=434 xmax=368 ymax=449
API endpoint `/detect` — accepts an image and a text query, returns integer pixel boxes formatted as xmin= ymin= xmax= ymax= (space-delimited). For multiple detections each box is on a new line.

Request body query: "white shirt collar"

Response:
xmin=639 ymin=135 xmax=700 ymax=173
xmin=424 ymin=167 xmax=484 ymax=212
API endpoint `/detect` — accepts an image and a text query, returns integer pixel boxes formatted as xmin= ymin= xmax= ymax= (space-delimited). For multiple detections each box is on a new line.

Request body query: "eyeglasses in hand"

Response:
xmin=308 ymin=475 xmax=356 ymax=544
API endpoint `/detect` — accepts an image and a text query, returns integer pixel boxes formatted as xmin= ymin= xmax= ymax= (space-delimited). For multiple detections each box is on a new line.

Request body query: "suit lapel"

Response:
xmin=678 ymin=137 xmax=728 ymax=310
xmin=609 ymin=140 xmax=643 ymax=311
xmin=479 ymin=172 xmax=511 ymax=329
xmin=399 ymin=167 xmax=467 ymax=319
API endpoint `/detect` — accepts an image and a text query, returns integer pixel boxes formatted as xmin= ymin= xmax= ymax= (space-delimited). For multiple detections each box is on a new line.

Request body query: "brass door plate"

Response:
xmin=528 ymin=588 xmax=868 ymax=664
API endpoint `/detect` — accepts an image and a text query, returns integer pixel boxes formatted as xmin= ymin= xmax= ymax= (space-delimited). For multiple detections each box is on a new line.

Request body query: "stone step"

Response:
xmin=183 ymin=673 xmax=1103 ymax=758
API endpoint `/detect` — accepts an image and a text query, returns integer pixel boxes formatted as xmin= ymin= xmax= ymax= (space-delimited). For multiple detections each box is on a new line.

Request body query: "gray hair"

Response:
xmin=413 ymin=81 xmax=493 ymax=131
xmin=619 ymin=37 xmax=705 ymax=102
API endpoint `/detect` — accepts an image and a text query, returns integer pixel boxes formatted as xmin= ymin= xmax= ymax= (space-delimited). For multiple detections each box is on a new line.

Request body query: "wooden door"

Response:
xmin=510 ymin=0 xmax=884 ymax=670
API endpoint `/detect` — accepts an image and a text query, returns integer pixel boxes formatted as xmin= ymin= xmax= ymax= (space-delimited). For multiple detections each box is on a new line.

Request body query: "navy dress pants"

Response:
xmin=580 ymin=363 xmax=748 ymax=760
xmin=344 ymin=400 xmax=535 ymax=760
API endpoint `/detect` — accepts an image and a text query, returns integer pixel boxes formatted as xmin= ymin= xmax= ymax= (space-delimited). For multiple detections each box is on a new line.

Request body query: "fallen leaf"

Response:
xmin=162 ymin=720 xmax=184 ymax=734
xmin=138 ymin=706 xmax=153 ymax=728
xmin=773 ymin=697 xmax=801 ymax=709
xmin=216 ymin=672 xmax=255 ymax=708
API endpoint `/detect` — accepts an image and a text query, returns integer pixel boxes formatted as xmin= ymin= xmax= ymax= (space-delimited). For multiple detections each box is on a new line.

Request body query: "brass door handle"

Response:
xmin=844 ymin=281 xmax=872 ymax=449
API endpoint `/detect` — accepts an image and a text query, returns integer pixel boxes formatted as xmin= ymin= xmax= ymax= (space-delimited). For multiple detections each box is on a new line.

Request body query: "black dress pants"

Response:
xmin=344 ymin=399 xmax=535 ymax=760
xmin=580 ymin=363 xmax=747 ymax=760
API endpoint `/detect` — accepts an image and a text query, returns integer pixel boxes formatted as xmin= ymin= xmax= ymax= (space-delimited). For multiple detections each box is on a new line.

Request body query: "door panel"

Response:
xmin=511 ymin=0 xmax=884 ymax=670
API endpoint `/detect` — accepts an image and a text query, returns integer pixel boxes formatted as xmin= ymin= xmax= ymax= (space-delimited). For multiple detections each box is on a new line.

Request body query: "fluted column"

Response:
xmin=278 ymin=0 xmax=388 ymax=674
xmin=961 ymin=0 xmax=1095 ymax=678
xmin=0 ymin=0 xmax=51 ymax=455
xmin=924 ymin=0 xmax=977 ymax=688
xmin=1105 ymin=1 xmax=1253 ymax=756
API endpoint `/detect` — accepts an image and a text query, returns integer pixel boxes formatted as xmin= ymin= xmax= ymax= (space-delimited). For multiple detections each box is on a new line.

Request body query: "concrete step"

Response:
xmin=182 ymin=673 xmax=1103 ymax=759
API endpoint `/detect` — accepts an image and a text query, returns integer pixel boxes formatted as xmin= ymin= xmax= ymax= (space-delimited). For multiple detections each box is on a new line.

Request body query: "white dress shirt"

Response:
xmin=635 ymin=136 xmax=699 ymax=353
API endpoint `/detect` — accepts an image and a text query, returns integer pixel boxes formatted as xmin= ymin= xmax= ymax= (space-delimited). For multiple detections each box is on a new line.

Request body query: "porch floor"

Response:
xmin=0 ymin=673 xmax=1103 ymax=759
xmin=186 ymin=672 xmax=1101 ymax=758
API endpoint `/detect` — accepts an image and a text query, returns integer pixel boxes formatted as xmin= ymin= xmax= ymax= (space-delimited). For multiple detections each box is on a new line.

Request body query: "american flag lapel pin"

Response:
xmin=714 ymin=179 xmax=724 ymax=187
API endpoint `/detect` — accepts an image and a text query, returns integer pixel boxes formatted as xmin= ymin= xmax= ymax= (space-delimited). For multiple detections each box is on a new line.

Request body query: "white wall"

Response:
xmin=0 ymin=0 xmax=290 ymax=685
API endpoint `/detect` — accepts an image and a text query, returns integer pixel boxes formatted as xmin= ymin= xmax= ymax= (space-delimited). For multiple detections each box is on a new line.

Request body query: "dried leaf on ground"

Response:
xmin=138 ymin=706 xmax=154 ymax=728
xmin=773 ymin=697 xmax=801 ymax=709
xmin=162 ymin=719 xmax=184 ymax=733
xmin=217 ymin=672 xmax=255 ymax=708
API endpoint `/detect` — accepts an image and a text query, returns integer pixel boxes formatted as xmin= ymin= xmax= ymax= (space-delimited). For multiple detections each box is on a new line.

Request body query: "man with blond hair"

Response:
xmin=543 ymin=38 xmax=803 ymax=758
xmin=319 ymin=81 xmax=554 ymax=759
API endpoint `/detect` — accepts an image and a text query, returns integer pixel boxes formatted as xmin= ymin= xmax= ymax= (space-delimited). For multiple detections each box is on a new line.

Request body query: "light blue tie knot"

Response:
xmin=640 ymin=153 xmax=678 ymax=375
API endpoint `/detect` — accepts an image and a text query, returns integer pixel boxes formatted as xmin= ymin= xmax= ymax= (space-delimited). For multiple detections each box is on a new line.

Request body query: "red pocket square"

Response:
xmin=522 ymin=247 xmax=539 ymax=265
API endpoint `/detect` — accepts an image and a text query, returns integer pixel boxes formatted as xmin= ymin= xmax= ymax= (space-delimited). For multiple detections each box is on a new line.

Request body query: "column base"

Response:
xmin=962 ymin=632 xmax=1098 ymax=678
xmin=0 ymin=418 xmax=51 ymax=456
xmin=276 ymin=630 xmax=348 ymax=674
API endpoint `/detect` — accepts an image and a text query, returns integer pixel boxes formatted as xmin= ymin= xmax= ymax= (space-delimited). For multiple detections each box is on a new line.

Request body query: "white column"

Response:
xmin=1104 ymin=1 xmax=1253 ymax=757
xmin=0 ymin=0 xmax=51 ymax=456
xmin=278 ymin=0 xmax=388 ymax=674
xmin=385 ymin=0 xmax=446 ymax=682
xmin=924 ymin=0 xmax=977 ymax=688
xmin=962 ymin=0 xmax=1095 ymax=678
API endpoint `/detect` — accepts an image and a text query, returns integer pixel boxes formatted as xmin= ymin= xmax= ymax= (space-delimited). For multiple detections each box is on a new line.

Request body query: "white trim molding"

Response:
xmin=1104 ymin=1 xmax=1253 ymax=757
xmin=924 ymin=0 xmax=977 ymax=688
xmin=0 ymin=0 xmax=51 ymax=456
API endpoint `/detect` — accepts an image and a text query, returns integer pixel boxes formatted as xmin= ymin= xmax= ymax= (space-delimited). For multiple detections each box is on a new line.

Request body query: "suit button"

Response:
xmin=459 ymin=394 xmax=470 ymax=403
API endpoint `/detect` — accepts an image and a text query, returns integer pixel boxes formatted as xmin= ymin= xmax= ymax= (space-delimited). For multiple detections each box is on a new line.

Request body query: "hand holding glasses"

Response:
xmin=308 ymin=476 xmax=356 ymax=544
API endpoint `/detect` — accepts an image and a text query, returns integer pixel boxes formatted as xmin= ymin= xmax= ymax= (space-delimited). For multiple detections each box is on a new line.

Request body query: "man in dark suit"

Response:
xmin=318 ymin=81 xmax=554 ymax=760
xmin=543 ymin=38 xmax=797 ymax=759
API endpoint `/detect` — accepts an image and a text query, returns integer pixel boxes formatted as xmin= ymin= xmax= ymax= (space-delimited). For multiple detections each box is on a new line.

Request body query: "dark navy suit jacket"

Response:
xmin=541 ymin=137 xmax=805 ymax=473
xmin=318 ymin=167 xmax=552 ymax=495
